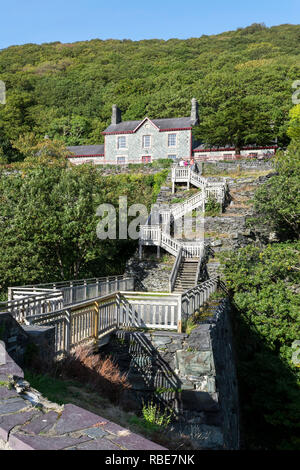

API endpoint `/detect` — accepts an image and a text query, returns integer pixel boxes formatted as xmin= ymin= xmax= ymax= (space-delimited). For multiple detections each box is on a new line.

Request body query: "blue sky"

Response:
xmin=0 ymin=0 xmax=299 ymax=49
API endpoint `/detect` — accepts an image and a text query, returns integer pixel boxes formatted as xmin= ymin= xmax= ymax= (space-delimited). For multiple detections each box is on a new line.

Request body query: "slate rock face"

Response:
xmin=176 ymin=350 xmax=214 ymax=376
xmin=181 ymin=390 xmax=219 ymax=412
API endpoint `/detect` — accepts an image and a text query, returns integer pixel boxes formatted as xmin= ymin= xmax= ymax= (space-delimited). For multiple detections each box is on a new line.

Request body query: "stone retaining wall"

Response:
xmin=202 ymin=160 xmax=274 ymax=175
xmin=0 ymin=312 xmax=55 ymax=367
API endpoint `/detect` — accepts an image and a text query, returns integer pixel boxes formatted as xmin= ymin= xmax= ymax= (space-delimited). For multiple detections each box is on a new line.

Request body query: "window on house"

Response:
xmin=168 ymin=155 xmax=177 ymax=160
xmin=168 ymin=133 xmax=176 ymax=147
xmin=143 ymin=135 xmax=151 ymax=148
xmin=117 ymin=136 xmax=126 ymax=149
xmin=117 ymin=156 xmax=126 ymax=165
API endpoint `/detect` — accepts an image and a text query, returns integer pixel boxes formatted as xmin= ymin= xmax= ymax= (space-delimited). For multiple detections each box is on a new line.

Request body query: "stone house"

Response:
xmin=67 ymin=98 xmax=276 ymax=165
xmin=67 ymin=98 xmax=199 ymax=165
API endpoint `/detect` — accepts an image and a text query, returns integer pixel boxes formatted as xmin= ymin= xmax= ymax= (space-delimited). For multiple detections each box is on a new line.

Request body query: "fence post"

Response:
xmin=65 ymin=309 xmax=71 ymax=353
xmin=177 ymin=294 xmax=182 ymax=333
xmin=84 ymin=280 xmax=87 ymax=300
xmin=94 ymin=301 xmax=99 ymax=339
xmin=116 ymin=293 xmax=120 ymax=327
xmin=7 ymin=287 xmax=12 ymax=301
xmin=70 ymin=282 xmax=73 ymax=305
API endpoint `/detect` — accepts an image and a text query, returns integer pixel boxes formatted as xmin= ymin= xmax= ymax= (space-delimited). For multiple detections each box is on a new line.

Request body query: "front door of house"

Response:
xmin=142 ymin=156 xmax=151 ymax=164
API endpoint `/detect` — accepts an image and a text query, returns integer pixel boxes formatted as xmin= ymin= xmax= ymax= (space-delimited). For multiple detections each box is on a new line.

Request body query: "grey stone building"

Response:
xmin=67 ymin=97 xmax=277 ymax=165
xmin=67 ymin=98 xmax=199 ymax=165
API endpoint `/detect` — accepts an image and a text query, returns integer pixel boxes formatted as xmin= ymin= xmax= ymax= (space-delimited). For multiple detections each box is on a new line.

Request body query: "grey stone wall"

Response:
xmin=0 ymin=313 xmax=55 ymax=367
xmin=0 ymin=313 xmax=29 ymax=367
xmin=105 ymin=121 xmax=191 ymax=164
xmin=203 ymin=160 xmax=274 ymax=175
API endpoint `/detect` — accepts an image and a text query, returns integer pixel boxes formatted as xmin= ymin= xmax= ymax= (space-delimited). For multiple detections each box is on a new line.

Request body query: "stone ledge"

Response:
xmin=0 ymin=349 xmax=166 ymax=451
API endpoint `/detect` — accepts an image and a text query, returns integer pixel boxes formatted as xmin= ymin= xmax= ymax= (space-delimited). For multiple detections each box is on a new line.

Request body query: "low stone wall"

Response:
xmin=102 ymin=298 xmax=240 ymax=449
xmin=202 ymin=160 xmax=274 ymax=175
xmin=0 ymin=313 xmax=29 ymax=367
xmin=0 ymin=312 xmax=55 ymax=367
xmin=0 ymin=347 xmax=165 ymax=451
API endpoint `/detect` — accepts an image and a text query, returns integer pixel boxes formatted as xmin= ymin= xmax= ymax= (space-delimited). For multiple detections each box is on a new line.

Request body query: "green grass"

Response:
xmin=24 ymin=370 xmax=76 ymax=404
xmin=0 ymin=380 xmax=9 ymax=387
xmin=182 ymin=316 xmax=198 ymax=335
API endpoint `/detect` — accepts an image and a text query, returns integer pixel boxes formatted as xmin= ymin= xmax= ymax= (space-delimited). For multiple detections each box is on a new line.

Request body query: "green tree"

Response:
xmin=0 ymin=165 xmax=155 ymax=292
xmin=197 ymin=97 xmax=274 ymax=153
xmin=252 ymin=143 xmax=300 ymax=240
xmin=287 ymin=104 xmax=300 ymax=142
xmin=221 ymin=242 xmax=300 ymax=449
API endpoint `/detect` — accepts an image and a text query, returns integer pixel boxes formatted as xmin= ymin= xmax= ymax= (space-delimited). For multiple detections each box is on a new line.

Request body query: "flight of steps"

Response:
xmin=173 ymin=258 xmax=198 ymax=293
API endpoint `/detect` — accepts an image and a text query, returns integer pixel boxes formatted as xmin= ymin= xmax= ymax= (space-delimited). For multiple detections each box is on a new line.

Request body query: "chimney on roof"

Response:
xmin=190 ymin=98 xmax=199 ymax=125
xmin=111 ymin=104 xmax=122 ymax=125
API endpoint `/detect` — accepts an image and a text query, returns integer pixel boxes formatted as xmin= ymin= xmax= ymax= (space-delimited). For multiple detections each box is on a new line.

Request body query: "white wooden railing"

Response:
xmin=5 ymin=277 xmax=134 ymax=323
xmin=171 ymin=165 xmax=227 ymax=205
xmin=169 ymin=247 xmax=183 ymax=292
xmin=140 ymin=224 xmax=204 ymax=259
xmin=8 ymin=275 xmax=126 ymax=300
xmin=170 ymin=190 xmax=205 ymax=220
xmin=181 ymin=277 xmax=219 ymax=319
xmin=23 ymin=276 xmax=220 ymax=353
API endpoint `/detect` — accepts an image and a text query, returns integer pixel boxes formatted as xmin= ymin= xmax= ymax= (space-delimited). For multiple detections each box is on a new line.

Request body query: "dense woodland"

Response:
xmin=1 ymin=23 xmax=300 ymax=161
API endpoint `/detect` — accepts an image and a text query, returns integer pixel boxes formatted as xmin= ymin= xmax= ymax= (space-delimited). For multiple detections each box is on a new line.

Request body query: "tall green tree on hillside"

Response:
xmin=252 ymin=143 xmax=300 ymax=240
xmin=287 ymin=104 xmax=300 ymax=142
xmin=0 ymin=166 xmax=155 ymax=293
xmin=197 ymin=97 xmax=275 ymax=153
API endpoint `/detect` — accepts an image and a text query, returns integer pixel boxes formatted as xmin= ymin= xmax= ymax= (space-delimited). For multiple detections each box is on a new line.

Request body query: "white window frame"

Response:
xmin=116 ymin=155 xmax=127 ymax=165
xmin=117 ymin=135 xmax=127 ymax=149
xmin=168 ymin=154 xmax=177 ymax=160
xmin=168 ymin=133 xmax=177 ymax=147
xmin=142 ymin=135 xmax=151 ymax=148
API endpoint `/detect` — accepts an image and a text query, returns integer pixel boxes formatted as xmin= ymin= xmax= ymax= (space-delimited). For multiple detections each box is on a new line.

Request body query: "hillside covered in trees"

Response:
xmin=0 ymin=23 xmax=300 ymax=161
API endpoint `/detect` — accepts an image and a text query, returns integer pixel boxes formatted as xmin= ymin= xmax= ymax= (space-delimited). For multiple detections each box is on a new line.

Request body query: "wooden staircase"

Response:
xmin=173 ymin=258 xmax=198 ymax=293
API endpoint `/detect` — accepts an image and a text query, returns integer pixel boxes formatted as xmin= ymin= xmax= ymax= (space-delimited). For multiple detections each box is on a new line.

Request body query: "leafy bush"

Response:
xmin=142 ymin=400 xmax=173 ymax=429
xmin=205 ymin=196 xmax=221 ymax=216
xmin=252 ymin=144 xmax=300 ymax=240
xmin=221 ymin=241 xmax=300 ymax=449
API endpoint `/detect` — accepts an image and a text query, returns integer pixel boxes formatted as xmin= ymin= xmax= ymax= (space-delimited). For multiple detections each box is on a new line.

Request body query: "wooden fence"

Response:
xmin=24 ymin=277 xmax=220 ymax=354
xmin=4 ymin=277 xmax=134 ymax=324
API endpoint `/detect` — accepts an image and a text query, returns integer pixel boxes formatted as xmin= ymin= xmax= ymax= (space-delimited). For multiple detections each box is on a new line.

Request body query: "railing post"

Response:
xmin=84 ymin=280 xmax=87 ymax=300
xmin=116 ymin=293 xmax=120 ymax=327
xmin=177 ymin=294 xmax=182 ymax=333
xmin=65 ymin=309 xmax=71 ymax=353
xmin=94 ymin=301 xmax=99 ymax=339
xmin=70 ymin=282 xmax=73 ymax=305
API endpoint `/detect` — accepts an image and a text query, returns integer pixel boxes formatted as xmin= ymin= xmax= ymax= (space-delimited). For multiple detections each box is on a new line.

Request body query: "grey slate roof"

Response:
xmin=67 ymin=144 xmax=104 ymax=156
xmin=103 ymin=117 xmax=193 ymax=134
